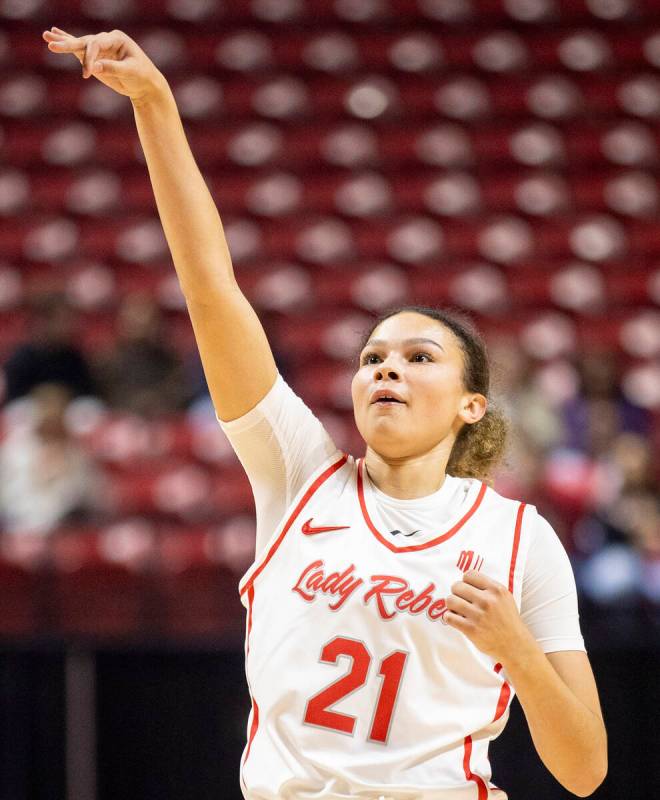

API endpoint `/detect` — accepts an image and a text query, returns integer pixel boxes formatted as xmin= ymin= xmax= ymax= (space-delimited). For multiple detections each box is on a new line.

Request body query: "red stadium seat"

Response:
xmin=0 ymin=552 xmax=42 ymax=637
xmin=154 ymin=526 xmax=243 ymax=638
xmin=48 ymin=527 xmax=152 ymax=638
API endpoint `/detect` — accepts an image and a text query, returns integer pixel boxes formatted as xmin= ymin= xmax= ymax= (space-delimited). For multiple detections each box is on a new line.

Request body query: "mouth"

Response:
xmin=372 ymin=400 xmax=404 ymax=411
xmin=370 ymin=390 xmax=406 ymax=405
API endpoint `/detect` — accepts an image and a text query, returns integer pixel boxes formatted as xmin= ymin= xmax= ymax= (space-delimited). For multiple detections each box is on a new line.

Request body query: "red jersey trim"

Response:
xmin=239 ymin=453 xmax=348 ymax=598
xmin=508 ymin=502 xmax=526 ymax=594
xmin=240 ymin=585 xmax=259 ymax=787
xmin=492 ymin=663 xmax=511 ymax=723
xmin=490 ymin=506 xmax=526 ymax=725
xmin=462 ymin=735 xmax=488 ymax=800
xmin=493 ymin=503 xmax=527 ymax=722
xmin=356 ymin=459 xmax=487 ymax=553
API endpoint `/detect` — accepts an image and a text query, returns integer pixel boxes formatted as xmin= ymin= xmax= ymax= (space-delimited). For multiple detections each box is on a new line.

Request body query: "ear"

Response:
xmin=458 ymin=393 xmax=487 ymax=426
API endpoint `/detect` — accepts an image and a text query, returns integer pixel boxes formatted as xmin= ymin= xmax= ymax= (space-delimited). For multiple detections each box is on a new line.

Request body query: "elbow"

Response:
xmin=566 ymin=758 xmax=608 ymax=797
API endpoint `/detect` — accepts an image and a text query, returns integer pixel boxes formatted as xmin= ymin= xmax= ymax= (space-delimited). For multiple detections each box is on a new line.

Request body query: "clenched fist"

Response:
xmin=42 ymin=26 xmax=166 ymax=105
xmin=445 ymin=569 xmax=534 ymax=663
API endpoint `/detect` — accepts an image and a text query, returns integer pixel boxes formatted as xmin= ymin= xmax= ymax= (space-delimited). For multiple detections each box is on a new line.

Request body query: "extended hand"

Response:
xmin=42 ymin=26 xmax=165 ymax=105
xmin=445 ymin=570 xmax=532 ymax=662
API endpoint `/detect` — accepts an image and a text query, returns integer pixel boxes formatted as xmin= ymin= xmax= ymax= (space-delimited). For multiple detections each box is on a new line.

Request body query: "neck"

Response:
xmin=363 ymin=441 xmax=453 ymax=499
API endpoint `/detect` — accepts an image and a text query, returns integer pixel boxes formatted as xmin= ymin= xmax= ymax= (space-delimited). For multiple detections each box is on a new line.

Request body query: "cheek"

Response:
xmin=417 ymin=368 xmax=463 ymax=412
xmin=350 ymin=372 xmax=363 ymax=408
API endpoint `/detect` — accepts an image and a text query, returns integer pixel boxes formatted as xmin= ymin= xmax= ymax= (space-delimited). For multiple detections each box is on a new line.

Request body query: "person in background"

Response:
xmin=94 ymin=294 xmax=185 ymax=417
xmin=488 ymin=335 xmax=564 ymax=455
xmin=572 ymin=432 xmax=659 ymax=605
xmin=562 ymin=350 xmax=651 ymax=455
xmin=3 ymin=292 xmax=95 ymax=403
xmin=0 ymin=383 xmax=106 ymax=535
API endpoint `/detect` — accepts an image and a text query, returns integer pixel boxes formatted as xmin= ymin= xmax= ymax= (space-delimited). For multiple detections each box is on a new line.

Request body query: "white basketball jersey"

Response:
xmin=237 ymin=453 xmax=532 ymax=800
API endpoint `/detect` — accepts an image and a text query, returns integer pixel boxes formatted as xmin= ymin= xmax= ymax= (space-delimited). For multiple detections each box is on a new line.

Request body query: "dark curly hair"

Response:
xmin=358 ymin=305 xmax=509 ymax=483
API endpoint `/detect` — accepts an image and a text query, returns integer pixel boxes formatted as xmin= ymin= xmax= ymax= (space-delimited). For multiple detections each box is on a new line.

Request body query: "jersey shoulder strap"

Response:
xmin=238 ymin=451 xmax=353 ymax=602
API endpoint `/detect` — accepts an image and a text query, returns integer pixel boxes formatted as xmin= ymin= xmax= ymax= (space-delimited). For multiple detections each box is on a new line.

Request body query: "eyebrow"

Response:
xmin=364 ymin=337 xmax=445 ymax=352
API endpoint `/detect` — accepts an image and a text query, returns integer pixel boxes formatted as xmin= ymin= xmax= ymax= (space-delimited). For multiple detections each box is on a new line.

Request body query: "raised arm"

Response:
xmin=42 ymin=27 xmax=277 ymax=421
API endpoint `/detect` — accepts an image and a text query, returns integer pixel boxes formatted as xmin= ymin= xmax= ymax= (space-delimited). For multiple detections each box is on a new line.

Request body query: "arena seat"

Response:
xmin=0 ymin=554 xmax=42 ymax=637
xmin=48 ymin=526 xmax=151 ymax=638
xmin=153 ymin=526 xmax=244 ymax=638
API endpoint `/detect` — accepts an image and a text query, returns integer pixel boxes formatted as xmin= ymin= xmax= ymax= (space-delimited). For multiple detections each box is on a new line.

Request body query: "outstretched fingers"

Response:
xmin=43 ymin=28 xmax=126 ymax=78
xmin=43 ymin=29 xmax=83 ymax=49
xmin=43 ymin=31 xmax=87 ymax=68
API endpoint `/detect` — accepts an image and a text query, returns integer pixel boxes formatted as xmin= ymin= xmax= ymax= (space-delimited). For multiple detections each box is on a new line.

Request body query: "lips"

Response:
xmin=370 ymin=389 xmax=405 ymax=404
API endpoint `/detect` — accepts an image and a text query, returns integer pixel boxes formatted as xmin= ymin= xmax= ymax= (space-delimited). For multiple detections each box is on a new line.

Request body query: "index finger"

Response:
xmin=51 ymin=26 xmax=74 ymax=36
xmin=461 ymin=570 xmax=501 ymax=590
xmin=43 ymin=32 xmax=88 ymax=54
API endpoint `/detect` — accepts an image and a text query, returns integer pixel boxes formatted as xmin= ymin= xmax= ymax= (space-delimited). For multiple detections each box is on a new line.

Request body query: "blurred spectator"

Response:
xmin=562 ymin=351 xmax=650 ymax=455
xmin=0 ymin=384 xmax=105 ymax=535
xmin=95 ymin=294 xmax=186 ymax=417
xmin=489 ymin=335 xmax=564 ymax=451
xmin=553 ymin=421 xmax=659 ymax=609
xmin=491 ymin=336 xmax=568 ymax=536
xmin=3 ymin=293 xmax=95 ymax=403
xmin=576 ymin=489 xmax=660 ymax=605
xmin=537 ymin=351 xmax=654 ymax=544
xmin=571 ymin=431 xmax=655 ymax=550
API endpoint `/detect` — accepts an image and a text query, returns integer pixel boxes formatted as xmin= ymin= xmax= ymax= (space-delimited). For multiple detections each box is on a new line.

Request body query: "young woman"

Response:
xmin=43 ymin=27 xmax=608 ymax=799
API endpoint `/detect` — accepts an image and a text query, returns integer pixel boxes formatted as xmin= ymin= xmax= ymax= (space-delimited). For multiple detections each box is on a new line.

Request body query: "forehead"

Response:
xmin=369 ymin=312 xmax=459 ymax=350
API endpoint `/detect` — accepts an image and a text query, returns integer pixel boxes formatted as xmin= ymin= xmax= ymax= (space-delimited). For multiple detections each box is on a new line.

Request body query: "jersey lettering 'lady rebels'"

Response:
xmin=292 ymin=559 xmax=450 ymax=621
xmin=220 ymin=374 xmax=585 ymax=800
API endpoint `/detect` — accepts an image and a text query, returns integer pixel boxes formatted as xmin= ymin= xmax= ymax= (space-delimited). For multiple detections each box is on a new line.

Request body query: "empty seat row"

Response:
xmin=10 ymin=28 xmax=660 ymax=74
xmin=0 ymin=260 xmax=657 ymax=332
xmin=2 ymin=0 xmax=648 ymax=25
xmin=6 ymin=166 xmax=660 ymax=219
xmin=0 ymin=524 xmax=251 ymax=639
xmin=4 ymin=213 xmax=660 ymax=264
xmin=4 ymin=72 xmax=660 ymax=121
xmin=5 ymin=119 xmax=660 ymax=170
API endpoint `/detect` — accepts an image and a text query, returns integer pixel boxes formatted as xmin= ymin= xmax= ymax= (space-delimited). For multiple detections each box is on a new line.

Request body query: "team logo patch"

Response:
xmin=301 ymin=518 xmax=351 ymax=536
xmin=456 ymin=549 xmax=484 ymax=572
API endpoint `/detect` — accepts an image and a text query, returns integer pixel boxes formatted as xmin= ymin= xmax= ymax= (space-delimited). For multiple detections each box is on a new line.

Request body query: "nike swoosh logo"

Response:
xmin=390 ymin=529 xmax=421 ymax=537
xmin=301 ymin=518 xmax=351 ymax=535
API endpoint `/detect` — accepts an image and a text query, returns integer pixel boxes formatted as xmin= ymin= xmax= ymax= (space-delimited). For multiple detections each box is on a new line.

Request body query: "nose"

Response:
xmin=373 ymin=360 xmax=400 ymax=381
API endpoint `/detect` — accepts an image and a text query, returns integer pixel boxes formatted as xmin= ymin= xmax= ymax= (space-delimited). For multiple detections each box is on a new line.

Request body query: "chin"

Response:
xmin=365 ymin=431 xmax=417 ymax=459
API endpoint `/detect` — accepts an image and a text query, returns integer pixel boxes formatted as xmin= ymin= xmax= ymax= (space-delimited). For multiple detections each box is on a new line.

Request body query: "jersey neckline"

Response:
xmin=356 ymin=457 xmax=487 ymax=553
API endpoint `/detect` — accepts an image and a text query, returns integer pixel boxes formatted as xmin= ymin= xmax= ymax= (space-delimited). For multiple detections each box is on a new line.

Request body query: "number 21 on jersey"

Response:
xmin=303 ymin=635 xmax=409 ymax=744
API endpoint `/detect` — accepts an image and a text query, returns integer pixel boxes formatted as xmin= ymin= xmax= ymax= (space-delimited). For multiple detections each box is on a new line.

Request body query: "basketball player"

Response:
xmin=43 ymin=27 xmax=608 ymax=799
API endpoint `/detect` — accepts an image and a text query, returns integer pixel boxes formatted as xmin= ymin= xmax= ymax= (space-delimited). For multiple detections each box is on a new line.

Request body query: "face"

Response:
xmin=351 ymin=312 xmax=487 ymax=460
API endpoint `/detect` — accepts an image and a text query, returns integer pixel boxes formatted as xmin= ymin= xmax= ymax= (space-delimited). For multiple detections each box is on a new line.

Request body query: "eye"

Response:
xmin=360 ymin=352 xmax=381 ymax=365
xmin=412 ymin=352 xmax=433 ymax=362
xmin=361 ymin=352 xmax=433 ymax=364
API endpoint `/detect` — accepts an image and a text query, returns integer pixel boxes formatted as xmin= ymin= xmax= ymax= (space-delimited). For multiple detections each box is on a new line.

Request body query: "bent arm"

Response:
xmin=448 ymin=515 xmax=607 ymax=796
xmin=502 ymin=643 xmax=607 ymax=797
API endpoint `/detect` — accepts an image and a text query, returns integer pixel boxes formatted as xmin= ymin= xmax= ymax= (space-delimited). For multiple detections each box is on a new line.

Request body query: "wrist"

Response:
xmin=499 ymin=628 xmax=541 ymax=676
xmin=130 ymin=71 xmax=170 ymax=109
